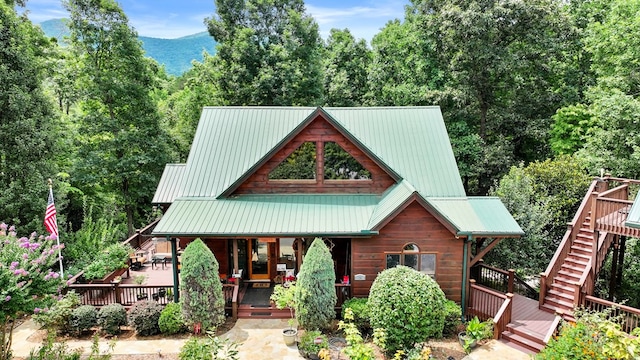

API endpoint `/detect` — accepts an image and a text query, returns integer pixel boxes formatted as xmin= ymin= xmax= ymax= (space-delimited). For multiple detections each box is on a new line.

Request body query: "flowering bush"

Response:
xmin=0 ymin=223 xmax=65 ymax=359
xmin=33 ymin=291 xmax=81 ymax=334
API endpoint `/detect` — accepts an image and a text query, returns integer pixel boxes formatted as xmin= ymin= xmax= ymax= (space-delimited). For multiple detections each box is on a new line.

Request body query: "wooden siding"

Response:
xmin=351 ymin=201 xmax=463 ymax=301
xmin=234 ymin=115 xmax=395 ymax=194
xmin=181 ymin=237 xmax=230 ymax=275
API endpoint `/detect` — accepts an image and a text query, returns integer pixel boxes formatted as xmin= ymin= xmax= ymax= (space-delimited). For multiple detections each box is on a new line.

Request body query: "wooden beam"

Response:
xmin=469 ymin=238 xmax=502 ymax=267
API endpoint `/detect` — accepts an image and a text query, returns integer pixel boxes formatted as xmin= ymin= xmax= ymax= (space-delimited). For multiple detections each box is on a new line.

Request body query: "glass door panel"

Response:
xmin=249 ymin=239 xmax=270 ymax=280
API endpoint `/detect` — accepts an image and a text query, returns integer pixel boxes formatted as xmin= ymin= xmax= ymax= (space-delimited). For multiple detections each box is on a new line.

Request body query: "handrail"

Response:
xmin=585 ymin=295 xmax=640 ymax=333
xmin=543 ymin=313 xmax=563 ymax=343
xmin=540 ymin=179 xmax=598 ymax=306
xmin=598 ymin=184 xmax=628 ymax=200
xmin=492 ymin=293 xmax=513 ymax=340
xmin=473 ymin=263 xmax=538 ymax=300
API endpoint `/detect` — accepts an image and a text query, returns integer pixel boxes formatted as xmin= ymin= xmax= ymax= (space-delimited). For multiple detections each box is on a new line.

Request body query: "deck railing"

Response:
xmin=67 ymin=282 xmax=240 ymax=318
xmin=467 ymin=280 xmax=508 ymax=321
xmin=122 ymin=219 xmax=160 ymax=250
xmin=472 ymin=263 xmax=538 ymax=300
xmin=584 ymin=295 xmax=640 ymax=333
xmin=540 ymin=179 xmax=598 ymax=307
xmin=492 ymin=293 xmax=513 ymax=340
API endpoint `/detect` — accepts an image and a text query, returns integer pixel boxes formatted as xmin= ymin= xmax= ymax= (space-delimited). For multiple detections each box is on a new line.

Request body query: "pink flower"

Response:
xmin=8 ymin=225 xmax=15 ymax=232
xmin=34 ymin=308 xmax=41 ymax=314
xmin=9 ymin=262 xmax=19 ymax=270
xmin=0 ymin=223 xmax=7 ymax=231
xmin=4 ymin=296 xmax=10 ymax=302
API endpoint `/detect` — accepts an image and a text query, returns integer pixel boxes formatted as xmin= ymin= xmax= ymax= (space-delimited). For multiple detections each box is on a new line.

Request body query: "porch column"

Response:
xmin=169 ymin=236 xmax=179 ymax=303
xmin=232 ymin=239 xmax=239 ymax=275
xmin=461 ymin=234 xmax=472 ymax=320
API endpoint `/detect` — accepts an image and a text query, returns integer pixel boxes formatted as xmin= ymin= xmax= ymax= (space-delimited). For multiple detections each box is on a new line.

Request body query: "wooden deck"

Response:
xmin=509 ymin=294 xmax=555 ymax=337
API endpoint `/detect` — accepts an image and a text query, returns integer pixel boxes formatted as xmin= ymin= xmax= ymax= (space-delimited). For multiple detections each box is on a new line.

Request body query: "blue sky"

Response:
xmin=23 ymin=0 xmax=408 ymax=43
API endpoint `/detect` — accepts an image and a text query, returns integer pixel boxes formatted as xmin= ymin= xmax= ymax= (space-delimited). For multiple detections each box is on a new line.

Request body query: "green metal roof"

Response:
xmin=151 ymin=106 xmax=522 ymax=238
xmin=427 ymin=197 xmax=525 ymax=237
xmin=181 ymin=107 xmax=316 ymax=198
xmin=152 ymin=164 xmax=185 ymax=204
xmin=625 ymin=196 xmax=640 ymax=229
xmin=324 ymin=107 xmax=466 ymax=197
xmin=152 ymin=194 xmax=380 ymax=237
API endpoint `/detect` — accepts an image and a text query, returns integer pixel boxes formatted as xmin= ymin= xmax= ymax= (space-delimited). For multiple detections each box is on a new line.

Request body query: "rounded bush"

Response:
xmin=71 ymin=305 xmax=97 ymax=335
xmin=443 ymin=300 xmax=462 ymax=336
xmin=97 ymin=303 xmax=127 ymax=335
xmin=159 ymin=302 xmax=186 ymax=335
xmin=341 ymin=298 xmax=370 ymax=332
xmin=294 ymin=238 xmax=336 ymax=330
xmin=368 ymin=266 xmax=447 ymax=354
xmin=128 ymin=300 xmax=163 ymax=336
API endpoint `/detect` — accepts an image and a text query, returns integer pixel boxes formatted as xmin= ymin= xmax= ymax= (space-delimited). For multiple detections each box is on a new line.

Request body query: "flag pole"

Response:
xmin=48 ymin=179 xmax=64 ymax=278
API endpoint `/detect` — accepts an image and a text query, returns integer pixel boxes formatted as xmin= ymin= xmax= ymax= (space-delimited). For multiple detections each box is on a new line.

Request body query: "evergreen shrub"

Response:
xmin=368 ymin=265 xmax=446 ymax=354
xmin=180 ymin=239 xmax=225 ymax=331
xmin=294 ymin=238 xmax=337 ymax=330
xmin=159 ymin=302 xmax=186 ymax=334
xmin=70 ymin=305 xmax=97 ymax=335
xmin=128 ymin=300 xmax=163 ymax=336
xmin=97 ymin=303 xmax=127 ymax=335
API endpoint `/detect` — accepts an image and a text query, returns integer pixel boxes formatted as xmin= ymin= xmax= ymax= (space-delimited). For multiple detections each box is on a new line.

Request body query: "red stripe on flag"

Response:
xmin=44 ymin=188 xmax=58 ymax=237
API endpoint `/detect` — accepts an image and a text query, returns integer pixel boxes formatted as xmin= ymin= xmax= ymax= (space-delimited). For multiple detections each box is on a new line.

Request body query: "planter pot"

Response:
xmin=283 ymin=328 xmax=298 ymax=346
xmin=458 ymin=332 xmax=477 ymax=350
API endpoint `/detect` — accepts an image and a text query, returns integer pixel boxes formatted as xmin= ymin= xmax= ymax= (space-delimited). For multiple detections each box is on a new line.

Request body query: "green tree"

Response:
xmin=322 ymin=29 xmax=370 ymax=107
xmin=487 ymin=156 xmax=591 ymax=275
xmin=550 ymin=104 xmax=595 ymax=156
xmin=180 ymin=239 xmax=225 ymax=331
xmin=1 ymin=224 xmax=65 ymax=359
xmin=425 ymin=0 xmax=575 ymax=193
xmin=206 ymin=0 xmax=323 ymax=106
xmin=0 ymin=3 xmax=63 ymax=232
xmin=294 ymin=238 xmax=336 ymax=330
xmin=366 ymin=16 xmax=442 ymax=106
xmin=64 ymin=0 xmax=172 ymax=235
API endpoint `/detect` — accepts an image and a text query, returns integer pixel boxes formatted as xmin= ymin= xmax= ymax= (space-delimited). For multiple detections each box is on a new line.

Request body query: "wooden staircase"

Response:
xmin=541 ymin=219 xmax=594 ymax=317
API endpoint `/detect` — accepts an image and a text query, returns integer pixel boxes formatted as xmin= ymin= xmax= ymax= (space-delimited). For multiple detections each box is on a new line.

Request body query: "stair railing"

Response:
xmin=539 ymin=179 xmax=598 ymax=308
xmin=492 ymin=293 xmax=514 ymax=340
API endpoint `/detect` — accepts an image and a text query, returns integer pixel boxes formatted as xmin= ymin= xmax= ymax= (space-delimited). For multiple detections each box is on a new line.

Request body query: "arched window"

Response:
xmin=385 ymin=243 xmax=436 ymax=278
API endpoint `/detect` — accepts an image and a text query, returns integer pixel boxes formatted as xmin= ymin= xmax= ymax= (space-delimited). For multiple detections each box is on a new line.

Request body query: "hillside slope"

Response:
xmin=39 ymin=19 xmax=216 ymax=76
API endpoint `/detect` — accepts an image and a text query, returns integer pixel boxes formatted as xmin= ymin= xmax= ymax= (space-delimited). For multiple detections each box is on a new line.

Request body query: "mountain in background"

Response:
xmin=39 ymin=19 xmax=217 ymax=76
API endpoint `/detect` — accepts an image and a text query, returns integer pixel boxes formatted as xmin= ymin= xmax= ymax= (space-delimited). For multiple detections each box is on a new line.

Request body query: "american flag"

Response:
xmin=44 ymin=187 xmax=58 ymax=238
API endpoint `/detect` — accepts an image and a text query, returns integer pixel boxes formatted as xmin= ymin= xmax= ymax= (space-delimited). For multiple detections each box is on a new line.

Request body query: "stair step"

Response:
xmin=499 ymin=339 xmax=537 ymax=355
xmin=567 ymin=252 xmax=591 ymax=261
xmin=573 ymin=239 xmax=593 ymax=247
xmin=544 ymin=296 xmax=575 ymax=310
xmin=560 ymin=263 xmax=586 ymax=275
xmin=540 ymin=303 xmax=575 ymax=319
xmin=565 ymin=257 xmax=589 ymax=267
xmin=557 ymin=270 xmax=581 ymax=281
xmin=501 ymin=331 xmax=545 ymax=353
xmin=553 ymin=276 xmax=577 ymax=287
xmin=548 ymin=289 xmax=575 ymax=301
xmin=506 ymin=323 xmax=546 ymax=343
xmin=550 ymin=283 xmax=575 ymax=295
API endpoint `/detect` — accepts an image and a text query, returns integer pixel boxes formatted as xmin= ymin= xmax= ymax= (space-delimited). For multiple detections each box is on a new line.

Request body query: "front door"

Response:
xmin=248 ymin=239 xmax=272 ymax=280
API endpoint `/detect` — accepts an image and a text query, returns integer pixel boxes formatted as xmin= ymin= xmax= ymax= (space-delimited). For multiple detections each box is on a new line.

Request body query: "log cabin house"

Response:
xmin=150 ymin=106 xmax=523 ymax=314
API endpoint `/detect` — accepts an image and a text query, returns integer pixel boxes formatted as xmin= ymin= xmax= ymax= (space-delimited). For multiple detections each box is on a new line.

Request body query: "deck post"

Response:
xmin=507 ymin=269 xmax=515 ymax=294
xmin=461 ymin=235 xmax=472 ymax=320
xmin=169 ymin=236 xmax=179 ymax=303
xmin=539 ymin=273 xmax=547 ymax=308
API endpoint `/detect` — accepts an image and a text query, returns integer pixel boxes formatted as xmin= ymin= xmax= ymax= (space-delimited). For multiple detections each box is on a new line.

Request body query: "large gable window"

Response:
xmin=386 ymin=243 xmax=436 ymax=278
xmin=323 ymin=142 xmax=370 ymax=180
xmin=269 ymin=142 xmax=316 ymax=180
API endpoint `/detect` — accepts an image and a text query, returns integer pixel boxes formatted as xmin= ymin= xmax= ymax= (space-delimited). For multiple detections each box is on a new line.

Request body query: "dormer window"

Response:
xmin=269 ymin=142 xmax=316 ymax=180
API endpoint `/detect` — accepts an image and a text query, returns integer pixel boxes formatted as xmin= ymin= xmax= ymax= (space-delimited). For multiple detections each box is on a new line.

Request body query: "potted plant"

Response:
xmin=297 ymin=330 xmax=328 ymax=359
xmin=459 ymin=316 xmax=493 ymax=353
xmin=270 ymin=283 xmax=298 ymax=346
xmin=134 ymin=274 xmax=148 ymax=300
xmin=83 ymin=243 xmax=132 ymax=282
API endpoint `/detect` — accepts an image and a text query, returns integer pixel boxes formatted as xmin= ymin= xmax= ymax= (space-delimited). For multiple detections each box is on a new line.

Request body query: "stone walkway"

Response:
xmin=11 ymin=317 xmax=530 ymax=359
xmin=11 ymin=318 xmax=303 ymax=360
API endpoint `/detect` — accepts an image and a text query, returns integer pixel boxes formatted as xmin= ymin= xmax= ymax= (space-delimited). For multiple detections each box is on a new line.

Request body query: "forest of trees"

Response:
xmin=2 ymin=0 xmax=640 ymax=291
